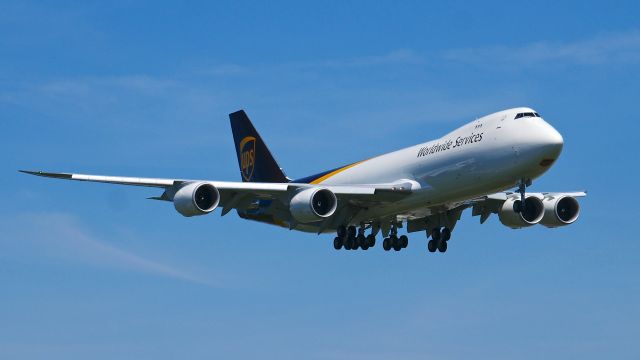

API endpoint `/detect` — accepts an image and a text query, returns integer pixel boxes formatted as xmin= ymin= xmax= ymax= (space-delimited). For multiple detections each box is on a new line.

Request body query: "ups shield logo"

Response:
xmin=239 ymin=136 xmax=256 ymax=181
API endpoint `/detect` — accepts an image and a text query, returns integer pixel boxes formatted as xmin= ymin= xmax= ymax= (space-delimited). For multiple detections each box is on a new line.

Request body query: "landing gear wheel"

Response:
xmin=399 ymin=235 xmax=408 ymax=248
xmin=350 ymin=237 xmax=359 ymax=250
xmin=356 ymin=234 xmax=365 ymax=249
xmin=514 ymin=200 xmax=523 ymax=213
xmin=345 ymin=236 xmax=354 ymax=250
xmin=438 ymin=240 xmax=448 ymax=253
xmin=383 ymin=238 xmax=391 ymax=251
xmin=333 ymin=237 xmax=343 ymax=250
xmin=347 ymin=226 xmax=357 ymax=239
xmin=442 ymin=228 xmax=451 ymax=241
xmin=366 ymin=234 xmax=376 ymax=248
xmin=432 ymin=228 xmax=442 ymax=242
xmin=391 ymin=236 xmax=401 ymax=251
xmin=428 ymin=240 xmax=437 ymax=253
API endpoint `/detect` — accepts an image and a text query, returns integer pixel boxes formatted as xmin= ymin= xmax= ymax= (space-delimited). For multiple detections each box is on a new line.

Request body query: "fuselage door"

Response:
xmin=496 ymin=114 xmax=506 ymax=129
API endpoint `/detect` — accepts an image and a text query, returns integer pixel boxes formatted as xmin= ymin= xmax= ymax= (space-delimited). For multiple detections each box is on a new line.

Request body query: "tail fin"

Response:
xmin=229 ymin=110 xmax=289 ymax=183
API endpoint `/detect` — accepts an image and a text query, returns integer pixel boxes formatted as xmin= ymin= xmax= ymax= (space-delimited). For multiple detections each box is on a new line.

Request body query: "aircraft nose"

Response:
xmin=535 ymin=121 xmax=564 ymax=166
xmin=544 ymin=123 xmax=564 ymax=155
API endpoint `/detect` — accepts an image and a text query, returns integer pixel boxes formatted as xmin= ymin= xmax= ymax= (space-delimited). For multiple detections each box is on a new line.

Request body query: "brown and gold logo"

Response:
xmin=239 ymin=136 xmax=256 ymax=181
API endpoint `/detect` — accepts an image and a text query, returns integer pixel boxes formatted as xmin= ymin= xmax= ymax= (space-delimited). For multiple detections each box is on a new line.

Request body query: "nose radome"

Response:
xmin=547 ymin=125 xmax=563 ymax=147
xmin=540 ymin=122 xmax=564 ymax=158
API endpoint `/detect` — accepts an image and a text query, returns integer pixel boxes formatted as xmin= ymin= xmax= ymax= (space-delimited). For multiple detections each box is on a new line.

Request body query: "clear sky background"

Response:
xmin=1 ymin=1 xmax=639 ymax=359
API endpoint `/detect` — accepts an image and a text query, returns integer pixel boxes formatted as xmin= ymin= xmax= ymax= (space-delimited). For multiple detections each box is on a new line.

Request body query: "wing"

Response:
xmin=19 ymin=170 xmax=413 ymax=225
xmin=19 ymin=169 xmax=289 ymax=202
xmin=469 ymin=190 xmax=587 ymax=224
xmin=404 ymin=190 xmax=587 ymax=235
xmin=20 ymin=170 xmax=586 ymax=234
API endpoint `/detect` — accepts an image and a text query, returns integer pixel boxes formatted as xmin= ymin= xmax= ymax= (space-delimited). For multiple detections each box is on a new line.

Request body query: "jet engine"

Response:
xmin=289 ymin=188 xmax=337 ymax=223
xmin=539 ymin=195 xmax=580 ymax=227
xmin=498 ymin=196 xmax=545 ymax=229
xmin=173 ymin=182 xmax=220 ymax=217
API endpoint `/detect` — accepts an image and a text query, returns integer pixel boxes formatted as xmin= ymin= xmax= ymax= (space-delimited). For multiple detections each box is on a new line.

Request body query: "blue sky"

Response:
xmin=1 ymin=1 xmax=639 ymax=359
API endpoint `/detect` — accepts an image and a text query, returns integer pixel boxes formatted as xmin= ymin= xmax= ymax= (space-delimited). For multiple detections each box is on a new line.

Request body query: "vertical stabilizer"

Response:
xmin=229 ymin=110 xmax=289 ymax=183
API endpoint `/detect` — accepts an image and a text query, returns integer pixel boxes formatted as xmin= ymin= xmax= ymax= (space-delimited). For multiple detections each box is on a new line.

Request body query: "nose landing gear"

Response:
xmin=514 ymin=178 xmax=532 ymax=213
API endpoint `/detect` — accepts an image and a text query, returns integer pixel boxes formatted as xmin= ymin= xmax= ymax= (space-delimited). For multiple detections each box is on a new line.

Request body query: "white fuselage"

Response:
xmin=304 ymin=107 xmax=564 ymax=230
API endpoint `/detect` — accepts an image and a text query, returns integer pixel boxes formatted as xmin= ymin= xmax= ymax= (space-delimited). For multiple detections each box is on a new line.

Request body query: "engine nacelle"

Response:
xmin=289 ymin=188 xmax=337 ymax=223
xmin=498 ymin=196 xmax=545 ymax=229
xmin=539 ymin=195 xmax=580 ymax=228
xmin=173 ymin=182 xmax=220 ymax=217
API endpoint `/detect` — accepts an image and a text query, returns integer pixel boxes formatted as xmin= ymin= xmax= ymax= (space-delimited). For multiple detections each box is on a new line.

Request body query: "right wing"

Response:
xmin=469 ymin=190 xmax=587 ymax=224
xmin=405 ymin=190 xmax=587 ymax=235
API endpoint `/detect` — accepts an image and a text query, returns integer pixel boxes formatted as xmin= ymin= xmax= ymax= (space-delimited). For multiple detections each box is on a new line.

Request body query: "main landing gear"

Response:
xmin=427 ymin=227 xmax=451 ymax=253
xmin=333 ymin=225 xmax=375 ymax=251
xmin=382 ymin=224 xmax=408 ymax=252
xmin=333 ymin=224 xmax=452 ymax=254
xmin=333 ymin=224 xmax=408 ymax=252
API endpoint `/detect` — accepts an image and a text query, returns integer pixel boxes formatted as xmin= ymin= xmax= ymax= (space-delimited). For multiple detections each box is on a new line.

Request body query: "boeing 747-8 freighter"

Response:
xmin=22 ymin=108 xmax=585 ymax=253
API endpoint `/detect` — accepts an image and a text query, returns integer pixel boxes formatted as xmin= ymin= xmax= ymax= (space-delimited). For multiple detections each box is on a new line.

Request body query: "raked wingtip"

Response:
xmin=18 ymin=170 xmax=73 ymax=179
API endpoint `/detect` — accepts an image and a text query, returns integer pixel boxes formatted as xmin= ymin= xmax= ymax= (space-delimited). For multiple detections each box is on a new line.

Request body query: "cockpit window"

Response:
xmin=515 ymin=112 xmax=540 ymax=119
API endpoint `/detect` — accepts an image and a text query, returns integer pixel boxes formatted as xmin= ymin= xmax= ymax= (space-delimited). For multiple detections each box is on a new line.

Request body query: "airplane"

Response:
xmin=21 ymin=107 xmax=585 ymax=253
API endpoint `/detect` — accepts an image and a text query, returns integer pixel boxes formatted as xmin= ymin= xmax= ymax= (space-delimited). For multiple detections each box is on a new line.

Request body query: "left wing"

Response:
xmin=19 ymin=170 xmax=413 ymax=222
xmin=20 ymin=170 xmax=179 ymax=187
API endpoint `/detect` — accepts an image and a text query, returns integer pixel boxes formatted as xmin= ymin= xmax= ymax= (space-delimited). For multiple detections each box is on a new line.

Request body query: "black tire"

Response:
xmin=337 ymin=226 xmax=347 ymax=238
xmin=348 ymin=226 xmax=357 ymax=239
xmin=442 ymin=227 xmax=451 ymax=241
xmin=513 ymin=200 xmax=522 ymax=213
xmin=367 ymin=235 xmax=376 ymax=247
xmin=333 ymin=237 xmax=343 ymax=250
xmin=361 ymin=244 xmax=369 ymax=250
xmin=428 ymin=240 xmax=437 ymax=253
xmin=350 ymin=237 xmax=359 ymax=250
xmin=438 ymin=240 xmax=448 ymax=253
xmin=432 ymin=228 xmax=441 ymax=242
xmin=390 ymin=235 xmax=401 ymax=251
xmin=399 ymin=235 xmax=408 ymax=248
xmin=383 ymin=238 xmax=391 ymax=251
